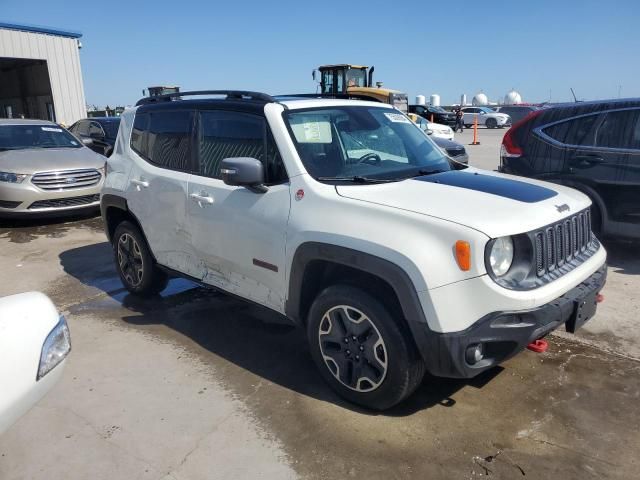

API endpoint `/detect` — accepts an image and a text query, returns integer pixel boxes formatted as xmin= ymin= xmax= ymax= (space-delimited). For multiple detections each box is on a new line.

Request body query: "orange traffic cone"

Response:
xmin=470 ymin=115 xmax=480 ymax=145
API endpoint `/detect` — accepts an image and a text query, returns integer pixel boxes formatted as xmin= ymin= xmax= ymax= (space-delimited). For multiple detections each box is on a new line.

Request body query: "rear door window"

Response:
xmin=543 ymin=114 xmax=599 ymax=146
xmin=130 ymin=113 xmax=149 ymax=157
xmin=147 ymin=110 xmax=194 ymax=171
xmin=595 ymin=109 xmax=640 ymax=150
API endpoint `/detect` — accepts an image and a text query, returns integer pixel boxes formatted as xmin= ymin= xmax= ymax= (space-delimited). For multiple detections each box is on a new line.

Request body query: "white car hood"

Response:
xmin=335 ymin=168 xmax=591 ymax=238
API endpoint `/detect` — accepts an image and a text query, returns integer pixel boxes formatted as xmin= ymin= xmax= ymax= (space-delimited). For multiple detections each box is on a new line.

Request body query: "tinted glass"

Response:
xmin=199 ymin=111 xmax=265 ymax=179
xmin=284 ymin=106 xmax=451 ymax=181
xmin=595 ymin=109 xmax=640 ymax=150
xmin=89 ymin=122 xmax=104 ymax=137
xmin=0 ymin=124 xmax=82 ymax=150
xmin=77 ymin=121 xmax=90 ymax=136
xmin=130 ymin=113 xmax=148 ymax=157
xmin=147 ymin=111 xmax=193 ymax=170
xmin=543 ymin=114 xmax=598 ymax=146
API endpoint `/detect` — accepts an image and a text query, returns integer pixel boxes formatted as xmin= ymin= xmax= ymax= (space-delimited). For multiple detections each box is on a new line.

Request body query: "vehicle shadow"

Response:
xmin=601 ymin=238 xmax=640 ymax=275
xmin=60 ymin=242 xmax=501 ymax=416
xmin=0 ymin=210 xmax=102 ymax=244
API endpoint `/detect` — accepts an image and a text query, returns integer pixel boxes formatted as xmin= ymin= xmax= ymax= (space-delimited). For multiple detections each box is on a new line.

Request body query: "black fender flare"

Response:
xmin=285 ymin=242 xmax=431 ymax=349
xmin=100 ymin=194 xmax=155 ymax=262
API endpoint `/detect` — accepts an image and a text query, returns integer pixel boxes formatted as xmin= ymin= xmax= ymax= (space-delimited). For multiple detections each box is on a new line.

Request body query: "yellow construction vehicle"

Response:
xmin=312 ymin=64 xmax=408 ymax=112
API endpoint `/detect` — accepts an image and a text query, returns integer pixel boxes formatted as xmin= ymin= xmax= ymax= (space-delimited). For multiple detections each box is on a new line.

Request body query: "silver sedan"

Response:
xmin=0 ymin=119 xmax=105 ymax=217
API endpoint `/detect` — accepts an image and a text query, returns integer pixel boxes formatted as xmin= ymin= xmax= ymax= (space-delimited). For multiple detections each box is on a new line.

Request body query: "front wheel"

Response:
xmin=307 ymin=285 xmax=425 ymax=410
xmin=113 ymin=221 xmax=168 ymax=296
xmin=486 ymin=118 xmax=497 ymax=129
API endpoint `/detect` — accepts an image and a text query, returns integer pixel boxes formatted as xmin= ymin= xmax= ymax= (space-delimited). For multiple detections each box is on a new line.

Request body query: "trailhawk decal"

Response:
xmin=413 ymin=171 xmax=558 ymax=203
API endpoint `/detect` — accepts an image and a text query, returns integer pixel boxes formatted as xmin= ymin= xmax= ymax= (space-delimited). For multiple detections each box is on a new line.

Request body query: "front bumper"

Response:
xmin=419 ymin=264 xmax=607 ymax=379
xmin=0 ymin=180 xmax=102 ymax=217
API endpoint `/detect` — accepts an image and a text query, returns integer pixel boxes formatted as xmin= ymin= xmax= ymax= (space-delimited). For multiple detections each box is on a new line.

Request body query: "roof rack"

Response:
xmin=135 ymin=90 xmax=277 ymax=106
xmin=277 ymin=93 xmax=380 ymax=102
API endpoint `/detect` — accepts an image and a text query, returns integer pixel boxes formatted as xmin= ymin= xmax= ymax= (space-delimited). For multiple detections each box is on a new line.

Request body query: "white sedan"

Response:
xmin=461 ymin=107 xmax=511 ymax=128
xmin=413 ymin=116 xmax=455 ymax=140
xmin=0 ymin=292 xmax=70 ymax=435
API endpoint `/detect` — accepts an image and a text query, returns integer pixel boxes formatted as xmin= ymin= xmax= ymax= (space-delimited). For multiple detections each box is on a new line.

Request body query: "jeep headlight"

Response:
xmin=37 ymin=316 xmax=71 ymax=380
xmin=489 ymin=236 xmax=514 ymax=277
xmin=0 ymin=171 xmax=27 ymax=183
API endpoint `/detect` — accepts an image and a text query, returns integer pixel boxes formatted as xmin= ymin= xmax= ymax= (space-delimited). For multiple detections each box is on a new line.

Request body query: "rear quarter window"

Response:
xmin=542 ymin=113 xmax=599 ymax=146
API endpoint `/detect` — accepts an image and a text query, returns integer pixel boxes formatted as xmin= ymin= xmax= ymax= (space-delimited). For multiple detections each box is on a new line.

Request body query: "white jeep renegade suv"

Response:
xmin=101 ymin=90 xmax=607 ymax=410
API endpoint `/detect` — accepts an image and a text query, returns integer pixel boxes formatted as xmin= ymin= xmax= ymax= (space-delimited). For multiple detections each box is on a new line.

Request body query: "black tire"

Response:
xmin=307 ymin=284 xmax=425 ymax=410
xmin=464 ymin=124 xmax=472 ymax=129
xmin=486 ymin=118 xmax=497 ymax=129
xmin=112 ymin=221 xmax=169 ymax=296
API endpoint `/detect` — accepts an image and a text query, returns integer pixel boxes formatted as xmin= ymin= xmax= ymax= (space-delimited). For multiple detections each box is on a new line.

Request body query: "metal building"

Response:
xmin=0 ymin=22 xmax=87 ymax=125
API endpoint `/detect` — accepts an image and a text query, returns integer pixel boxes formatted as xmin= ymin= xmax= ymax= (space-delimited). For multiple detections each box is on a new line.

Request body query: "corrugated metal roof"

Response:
xmin=0 ymin=22 xmax=82 ymax=39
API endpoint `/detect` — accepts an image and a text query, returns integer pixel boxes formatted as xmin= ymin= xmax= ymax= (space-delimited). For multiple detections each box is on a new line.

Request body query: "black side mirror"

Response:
xmin=220 ymin=157 xmax=267 ymax=193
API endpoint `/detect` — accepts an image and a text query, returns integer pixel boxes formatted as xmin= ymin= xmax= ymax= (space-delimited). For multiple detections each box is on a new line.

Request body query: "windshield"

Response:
xmin=429 ymin=106 xmax=447 ymax=113
xmin=345 ymin=69 xmax=367 ymax=88
xmin=101 ymin=120 xmax=121 ymax=138
xmin=0 ymin=124 xmax=82 ymax=150
xmin=479 ymin=107 xmax=496 ymax=113
xmin=284 ymin=106 xmax=456 ymax=181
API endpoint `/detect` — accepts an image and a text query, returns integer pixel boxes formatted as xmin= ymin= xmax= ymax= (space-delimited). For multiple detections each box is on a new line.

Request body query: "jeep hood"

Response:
xmin=335 ymin=168 xmax=591 ymax=238
xmin=0 ymin=147 xmax=105 ymax=175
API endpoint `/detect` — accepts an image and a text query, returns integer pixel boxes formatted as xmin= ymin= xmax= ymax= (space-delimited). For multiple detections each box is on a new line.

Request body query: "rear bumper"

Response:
xmin=419 ymin=264 xmax=607 ymax=378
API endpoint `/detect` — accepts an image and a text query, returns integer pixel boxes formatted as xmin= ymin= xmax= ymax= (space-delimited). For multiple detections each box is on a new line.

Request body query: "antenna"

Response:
xmin=570 ymin=88 xmax=578 ymax=103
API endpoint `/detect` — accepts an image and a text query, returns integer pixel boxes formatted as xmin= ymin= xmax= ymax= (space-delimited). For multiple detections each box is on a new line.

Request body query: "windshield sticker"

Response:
xmin=383 ymin=112 xmax=411 ymax=124
xmin=41 ymin=127 xmax=63 ymax=132
xmin=290 ymin=115 xmax=333 ymax=144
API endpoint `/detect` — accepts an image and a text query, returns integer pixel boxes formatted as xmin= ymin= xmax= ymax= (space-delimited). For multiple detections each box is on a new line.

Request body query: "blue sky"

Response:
xmin=3 ymin=0 xmax=639 ymax=107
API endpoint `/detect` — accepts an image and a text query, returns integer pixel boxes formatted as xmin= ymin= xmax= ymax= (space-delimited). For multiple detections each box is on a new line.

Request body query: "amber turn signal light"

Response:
xmin=455 ymin=241 xmax=471 ymax=271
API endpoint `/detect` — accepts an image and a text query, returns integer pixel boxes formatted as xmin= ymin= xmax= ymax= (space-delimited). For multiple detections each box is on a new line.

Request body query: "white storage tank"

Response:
xmin=460 ymin=94 xmax=467 ymax=106
xmin=504 ymin=89 xmax=522 ymax=105
xmin=430 ymin=94 xmax=440 ymax=107
xmin=415 ymin=95 xmax=426 ymax=106
xmin=472 ymin=92 xmax=488 ymax=106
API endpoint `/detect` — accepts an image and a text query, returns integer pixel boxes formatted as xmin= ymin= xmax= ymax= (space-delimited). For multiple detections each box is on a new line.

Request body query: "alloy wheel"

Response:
xmin=318 ymin=305 xmax=388 ymax=392
xmin=117 ymin=233 xmax=144 ymax=288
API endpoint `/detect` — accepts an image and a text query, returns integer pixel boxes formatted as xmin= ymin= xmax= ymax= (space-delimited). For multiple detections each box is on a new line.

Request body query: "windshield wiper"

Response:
xmin=402 ymin=169 xmax=448 ymax=179
xmin=317 ymin=175 xmax=399 ymax=184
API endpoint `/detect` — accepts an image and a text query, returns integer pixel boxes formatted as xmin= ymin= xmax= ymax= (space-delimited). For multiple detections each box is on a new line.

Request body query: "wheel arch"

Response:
xmin=285 ymin=242 xmax=430 ymax=352
xmin=100 ymin=194 xmax=156 ymax=260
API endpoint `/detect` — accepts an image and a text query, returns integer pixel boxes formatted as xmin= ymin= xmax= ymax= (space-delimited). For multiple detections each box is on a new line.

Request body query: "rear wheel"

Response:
xmin=307 ymin=285 xmax=425 ymax=410
xmin=486 ymin=118 xmax=497 ymax=129
xmin=589 ymin=200 xmax=604 ymax=238
xmin=113 ymin=221 xmax=168 ymax=296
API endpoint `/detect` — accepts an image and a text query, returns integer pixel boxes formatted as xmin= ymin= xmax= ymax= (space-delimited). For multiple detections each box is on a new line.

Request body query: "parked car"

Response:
xmin=500 ymin=98 xmax=640 ymax=239
xmin=409 ymin=104 xmax=457 ymax=126
xmin=69 ymin=117 xmax=120 ymax=157
xmin=494 ymin=105 xmax=540 ymax=124
xmin=0 ymin=119 xmax=105 ymax=217
xmin=411 ymin=114 xmax=454 ymax=140
xmin=461 ymin=107 xmax=511 ymax=128
xmin=102 ymin=91 xmax=606 ymax=410
xmin=433 ymin=136 xmax=469 ymax=164
xmin=1 ymin=292 xmax=70 ymax=435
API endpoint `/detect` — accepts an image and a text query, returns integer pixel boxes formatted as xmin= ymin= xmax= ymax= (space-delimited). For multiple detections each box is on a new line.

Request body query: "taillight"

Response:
xmin=501 ymin=109 xmax=544 ymax=158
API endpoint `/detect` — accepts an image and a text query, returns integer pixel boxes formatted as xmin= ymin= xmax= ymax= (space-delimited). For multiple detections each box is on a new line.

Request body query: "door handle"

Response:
xmin=570 ymin=155 xmax=605 ymax=167
xmin=189 ymin=192 xmax=214 ymax=206
xmin=131 ymin=178 xmax=149 ymax=188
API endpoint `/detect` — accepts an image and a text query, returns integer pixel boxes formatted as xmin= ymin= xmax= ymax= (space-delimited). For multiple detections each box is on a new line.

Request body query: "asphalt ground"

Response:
xmin=0 ymin=130 xmax=638 ymax=479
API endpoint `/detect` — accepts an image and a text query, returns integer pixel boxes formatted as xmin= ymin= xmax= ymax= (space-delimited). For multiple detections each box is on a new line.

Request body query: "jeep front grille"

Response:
xmin=32 ymin=169 xmax=102 ymax=190
xmin=534 ymin=209 xmax=593 ymax=277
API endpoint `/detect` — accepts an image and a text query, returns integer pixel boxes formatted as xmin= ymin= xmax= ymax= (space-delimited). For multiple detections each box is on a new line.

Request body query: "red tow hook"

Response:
xmin=596 ymin=293 xmax=605 ymax=303
xmin=527 ymin=339 xmax=548 ymax=353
